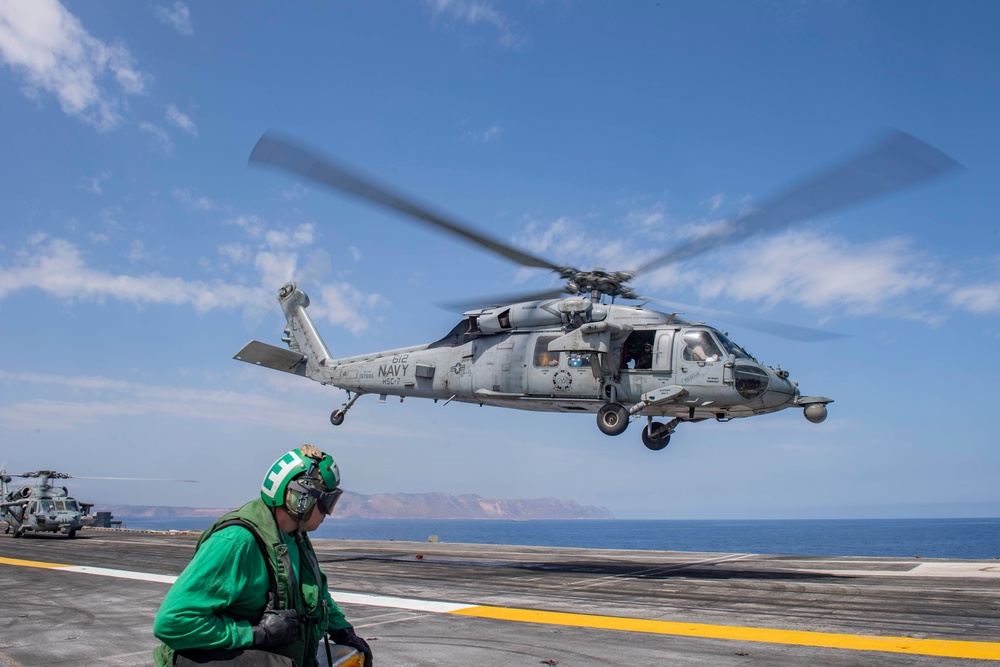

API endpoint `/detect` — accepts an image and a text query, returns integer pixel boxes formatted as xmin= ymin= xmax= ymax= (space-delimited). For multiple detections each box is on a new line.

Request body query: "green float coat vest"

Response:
xmin=154 ymin=499 xmax=337 ymax=667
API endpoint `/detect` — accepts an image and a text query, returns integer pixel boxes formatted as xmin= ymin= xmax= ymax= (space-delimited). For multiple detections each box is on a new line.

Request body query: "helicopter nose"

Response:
xmin=754 ymin=366 xmax=798 ymax=409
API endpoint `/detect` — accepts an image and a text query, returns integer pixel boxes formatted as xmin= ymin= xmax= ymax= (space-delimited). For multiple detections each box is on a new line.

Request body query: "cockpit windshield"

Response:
xmin=714 ymin=330 xmax=753 ymax=360
xmin=681 ymin=329 xmax=724 ymax=362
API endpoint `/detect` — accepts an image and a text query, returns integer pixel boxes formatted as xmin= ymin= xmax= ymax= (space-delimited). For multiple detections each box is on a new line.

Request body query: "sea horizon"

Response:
xmin=104 ymin=516 xmax=1000 ymax=561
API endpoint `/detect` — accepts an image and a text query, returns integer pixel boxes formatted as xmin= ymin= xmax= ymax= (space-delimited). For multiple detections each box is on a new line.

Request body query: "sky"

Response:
xmin=1 ymin=1 xmax=999 ymax=520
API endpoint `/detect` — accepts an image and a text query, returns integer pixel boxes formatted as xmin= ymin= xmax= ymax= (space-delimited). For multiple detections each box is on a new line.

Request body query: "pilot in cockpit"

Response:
xmin=684 ymin=331 xmax=720 ymax=362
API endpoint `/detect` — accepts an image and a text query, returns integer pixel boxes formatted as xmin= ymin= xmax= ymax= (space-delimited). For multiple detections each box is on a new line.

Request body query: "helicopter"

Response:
xmin=1 ymin=469 xmax=197 ymax=538
xmin=235 ymin=130 xmax=959 ymax=450
xmin=2 ymin=470 xmax=94 ymax=538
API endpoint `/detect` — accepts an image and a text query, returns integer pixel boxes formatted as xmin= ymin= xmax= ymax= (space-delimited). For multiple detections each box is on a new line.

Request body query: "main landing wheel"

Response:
xmin=330 ymin=410 xmax=346 ymax=426
xmin=642 ymin=422 xmax=671 ymax=451
xmin=597 ymin=403 xmax=629 ymax=436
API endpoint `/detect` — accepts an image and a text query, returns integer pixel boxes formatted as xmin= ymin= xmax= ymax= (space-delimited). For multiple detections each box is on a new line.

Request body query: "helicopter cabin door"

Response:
xmin=653 ymin=330 xmax=675 ymax=373
xmin=470 ymin=332 xmax=526 ymax=395
xmin=526 ymin=333 xmax=601 ymax=398
xmin=676 ymin=328 xmax=726 ymax=391
xmin=620 ymin=329 xmax=673 ymax=398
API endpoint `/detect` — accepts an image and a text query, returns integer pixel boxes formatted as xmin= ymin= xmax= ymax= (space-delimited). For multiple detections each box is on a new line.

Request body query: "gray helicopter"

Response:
xmin=2 ymin=470 xmax=93 ymax=538
xmin=236 ymin=130 xmax=958 ymax=450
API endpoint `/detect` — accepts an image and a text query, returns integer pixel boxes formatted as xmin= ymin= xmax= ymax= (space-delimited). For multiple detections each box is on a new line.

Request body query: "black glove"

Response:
xmin=251 ymin=594 xmax=300 ymax=647
xmin=331 ymin=627 xmax=373 ymax=666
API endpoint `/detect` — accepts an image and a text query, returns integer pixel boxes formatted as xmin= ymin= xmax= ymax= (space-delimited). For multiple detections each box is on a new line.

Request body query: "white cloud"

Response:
xmin=219 ymin=242 xmax=251 ymax=266
xmin=508 ymin=211 xmax=999 ymax=325
xmin=314 ymin=283 xmax=389 ymax=336
xmin=0 ymin=0 xmax=147 ymax=130
xmin=263 ymin=223 xmax=315 ymax=251
xmin=706 ymin=193 xmax=724 ymax=214
xmin=513 ymin=214 xmax=637 ymax=278
xmin=1 ymin=220 xmax=416 ymax=340
xmin=172 ymin=187 xmax=218 ymax=211
xmin=228 ymin=214 xmax=265 ymax=238
xmin=621 ymin=203 xmax=667 ymax=232
xmin=139 ymin=121 xmax=174 ymax=154
xmin=463 ymin=122 xmax=503 ymax=143
xmin=126 ymin=239 xmax=149 ymax=263
xmin=280 ymin=183 xmax=308 ymax=201
xmin=0 ymin=370 xmax=320 ymax=430
xmin=251 ymin=225 xmax=325 ymax=287
xmin=81 ymin=170 xmax=110 ymax=195
xmin=423 ymin=0 xmax=523 ymax=49
xmin=154 ymin=2 xmax=193 ymax=36
xmin=166 ymin=103 xmax=197 ymax=136
xmin=949 ymin=283 xmax=1000 ymax=315
xmin=680 ymin=231 xmax=938 ymax=317
xmin=0 ymin=236 xmax=256 ymax=312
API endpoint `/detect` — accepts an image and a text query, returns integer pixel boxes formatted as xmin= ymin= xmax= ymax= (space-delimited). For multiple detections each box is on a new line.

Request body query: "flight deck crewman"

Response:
xmin=153 ymin=445 xmax=373 ymax=667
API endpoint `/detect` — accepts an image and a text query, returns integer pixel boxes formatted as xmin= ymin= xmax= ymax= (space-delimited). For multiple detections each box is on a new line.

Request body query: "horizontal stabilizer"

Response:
xmin=234 ymin=341 xmax=307 ymax=376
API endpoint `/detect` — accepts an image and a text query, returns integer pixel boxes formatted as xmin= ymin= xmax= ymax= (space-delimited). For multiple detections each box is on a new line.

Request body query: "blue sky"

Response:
xmin=1 ymin=1 xmax=998 ymax=519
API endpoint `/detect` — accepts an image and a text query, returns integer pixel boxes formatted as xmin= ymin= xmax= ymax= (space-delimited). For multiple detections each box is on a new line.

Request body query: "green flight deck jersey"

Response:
xmin=153 ymin=498 xmax=352 ymax=667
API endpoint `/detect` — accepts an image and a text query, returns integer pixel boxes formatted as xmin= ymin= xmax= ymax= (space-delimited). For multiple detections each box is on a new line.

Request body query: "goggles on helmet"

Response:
xmin=314 ymin=486 xmax=343 ymax=515
xmin=286 ymin=459 xmax=343 ymax=518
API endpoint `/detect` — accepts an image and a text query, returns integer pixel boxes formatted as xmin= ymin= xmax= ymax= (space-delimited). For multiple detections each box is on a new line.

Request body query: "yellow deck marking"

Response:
xmin=5 ymin=555 xmax=1000 ymax=660
xmin=0 ymin=556 xmax=69 ymax=569
xmin=452 ymin=605 xmax=1000 ymax=660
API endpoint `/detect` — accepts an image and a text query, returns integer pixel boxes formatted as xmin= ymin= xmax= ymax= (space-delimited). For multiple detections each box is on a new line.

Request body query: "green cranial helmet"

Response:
xmin=261 ymin=445 xmax=341 ymax=519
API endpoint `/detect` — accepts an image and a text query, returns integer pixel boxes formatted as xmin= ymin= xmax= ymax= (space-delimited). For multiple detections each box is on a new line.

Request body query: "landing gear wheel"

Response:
xmin=330 ymin=410 xmax=346 ymax=426
xmin=13 ymin=527 xmax=23 ymax=539
xmin=642 ymin=422 xmax=671 ymax=451
xmin=67 ymin=528 xmax=77 ymax=539
xmin=597 ymin=403 xmax=629 ymax=436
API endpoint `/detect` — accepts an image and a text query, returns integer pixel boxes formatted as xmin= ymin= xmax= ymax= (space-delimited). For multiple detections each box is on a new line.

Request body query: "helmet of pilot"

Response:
xmin=260 ymin=444 xmax=342 ymax=520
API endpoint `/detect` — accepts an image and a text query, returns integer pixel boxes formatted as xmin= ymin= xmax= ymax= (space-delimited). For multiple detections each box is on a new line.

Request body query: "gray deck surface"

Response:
xmin=1 ymin=528 xmax=999 ymax=666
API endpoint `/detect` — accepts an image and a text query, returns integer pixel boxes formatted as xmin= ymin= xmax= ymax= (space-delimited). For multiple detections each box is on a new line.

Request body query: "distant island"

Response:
xmin=93 ymin=491 xmax=614 ymax=520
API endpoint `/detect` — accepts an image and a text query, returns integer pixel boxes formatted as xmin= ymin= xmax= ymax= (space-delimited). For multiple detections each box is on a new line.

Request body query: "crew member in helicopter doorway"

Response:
xmin=152 ymin=445 xmax=373 ymax=667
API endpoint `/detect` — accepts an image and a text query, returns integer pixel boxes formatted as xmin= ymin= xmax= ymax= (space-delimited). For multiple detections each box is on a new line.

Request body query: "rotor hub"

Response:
xmin=560 ymin=268 xmax=637 ymax=299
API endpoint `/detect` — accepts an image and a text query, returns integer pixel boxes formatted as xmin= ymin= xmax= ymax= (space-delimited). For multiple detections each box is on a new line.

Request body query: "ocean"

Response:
xmin=110 ymin=517 xmax=1000 ymax=560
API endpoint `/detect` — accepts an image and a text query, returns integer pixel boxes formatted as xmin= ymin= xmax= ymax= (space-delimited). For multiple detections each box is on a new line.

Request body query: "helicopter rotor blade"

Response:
xmin=439 ymin=287 xmax=568 ymax=312
xmin=250 ymin=132 xmax=564 ymax=273
xmin=642 ymin=296 xmax=848 ymax=342
xmin=633 ymin=129 xmax=962 ymax=277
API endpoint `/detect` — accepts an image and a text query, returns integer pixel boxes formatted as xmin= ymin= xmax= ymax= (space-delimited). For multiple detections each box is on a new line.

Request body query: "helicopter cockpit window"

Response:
xmin=39 ymin=500 xmax=55 ymax=513
xmin=64 ymin=499 xmax=79 ymax=511
xmin=714 ymin=330 xmax=752 ymax=360
xmin=682 ymin=330 xmax=723 ymax=362
xmin=533 ymin=336 xmax=560 ymax=367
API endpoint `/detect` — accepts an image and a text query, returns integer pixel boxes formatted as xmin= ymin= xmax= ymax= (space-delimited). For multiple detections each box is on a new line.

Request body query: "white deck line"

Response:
xmin=52 ymin=563 xmax=475 ymax=612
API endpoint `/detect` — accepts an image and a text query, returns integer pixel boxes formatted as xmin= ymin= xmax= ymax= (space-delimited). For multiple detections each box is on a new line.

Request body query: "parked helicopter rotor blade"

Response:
xmin=250 ymin=132 xmax=563 ymax=272
xmin=440 ymin=287 xmax=568 ymax=312
xmin=633 ymin=129 xmax=962 ymax=278
xmin=643 ymin=296 xmax=848 ymax=342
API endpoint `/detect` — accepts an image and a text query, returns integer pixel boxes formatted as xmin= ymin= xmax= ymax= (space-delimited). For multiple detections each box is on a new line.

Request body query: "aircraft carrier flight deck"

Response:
xmin=1 ymin=528 xmax=999 ymax=666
